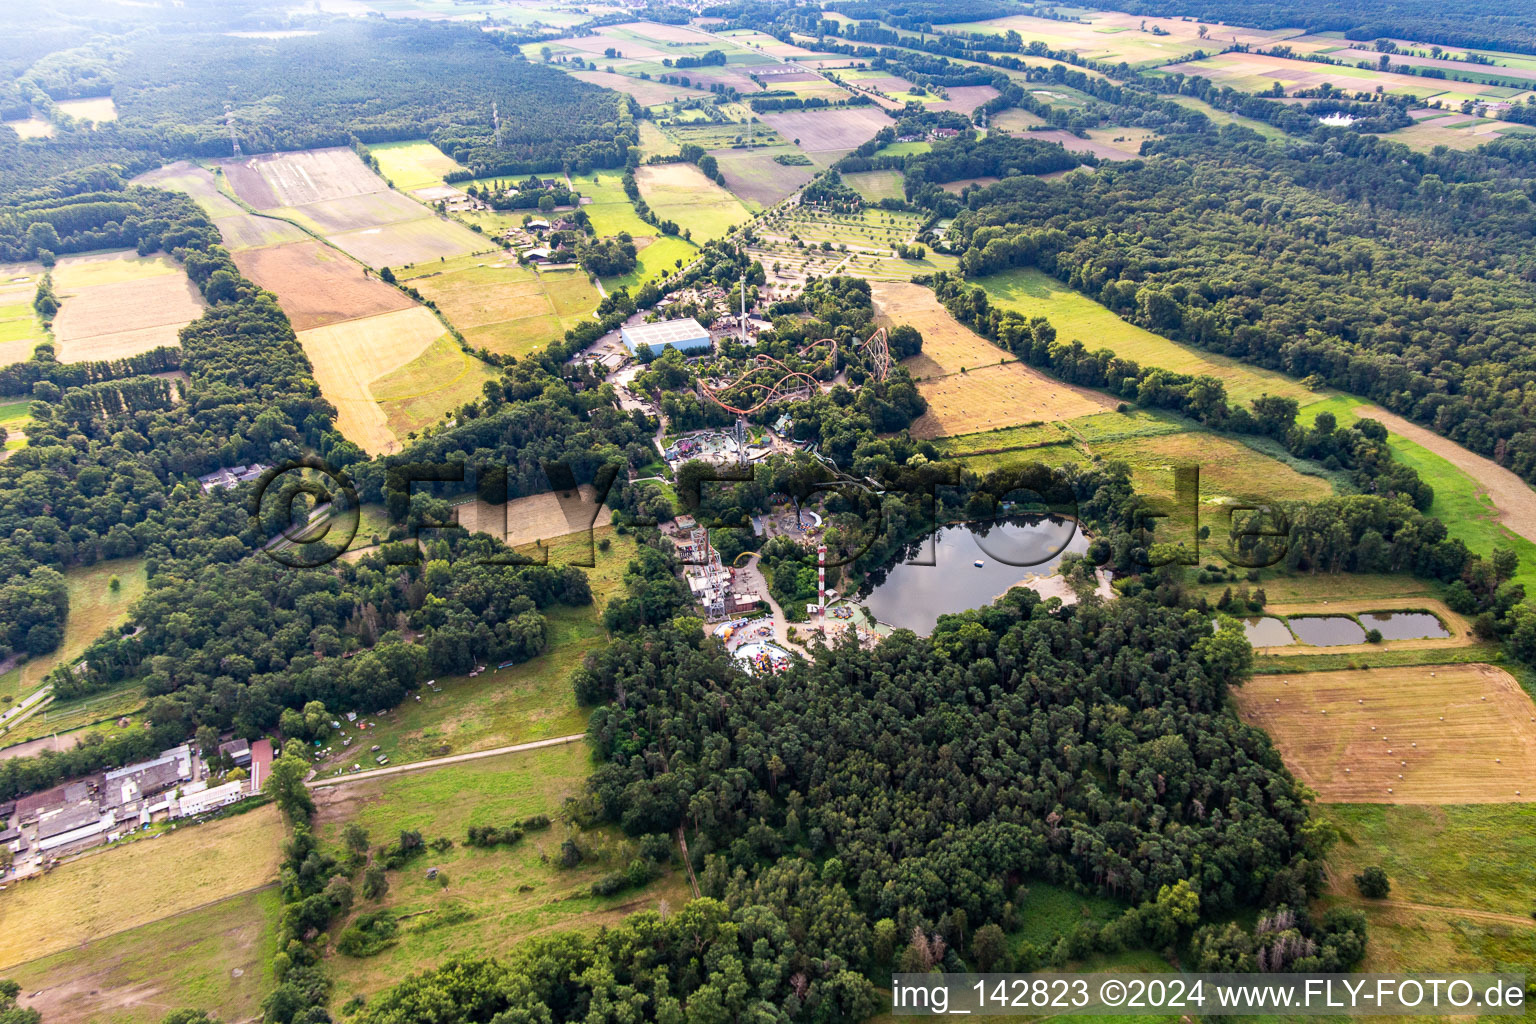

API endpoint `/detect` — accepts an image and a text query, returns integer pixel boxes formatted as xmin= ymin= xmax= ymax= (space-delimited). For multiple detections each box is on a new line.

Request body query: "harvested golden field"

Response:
xmin=1231 ymin=664 xmax=1536 ymax=804
xmin=0 ymin=803 xmax=285 ymax=968
xmin=233 ymin=241 xmax=413 ymax=330
xmin=909 ymin=363 xmax=1114 ymax=438
xmin=50 ymin=251 xmax=205 ymax=362
xmin=453 ymin=484 xmax=604 ymax=549
xmin=872 ymin=281 xmax=1113 ymax=438
xmin=297 ymin=306 xmax=446 ymax=454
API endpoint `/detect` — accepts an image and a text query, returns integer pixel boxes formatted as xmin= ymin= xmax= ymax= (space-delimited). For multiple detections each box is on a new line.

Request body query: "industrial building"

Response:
xmin=620 ymin=317 xmax=712 ymax=355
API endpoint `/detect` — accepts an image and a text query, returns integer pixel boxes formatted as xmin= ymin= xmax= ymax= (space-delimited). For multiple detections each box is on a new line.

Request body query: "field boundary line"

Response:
xmin=0 ymin=881 xmax=280 ymax=972
xmin=307 ymin=732 xmax=588 ymax=789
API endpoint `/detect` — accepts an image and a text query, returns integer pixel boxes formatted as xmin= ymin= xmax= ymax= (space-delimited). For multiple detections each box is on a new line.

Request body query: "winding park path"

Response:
xmin=305 ymin=732 xmax=586 ymax=789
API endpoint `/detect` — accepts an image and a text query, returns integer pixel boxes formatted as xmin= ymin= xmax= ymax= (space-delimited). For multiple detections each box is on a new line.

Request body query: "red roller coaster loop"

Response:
xmin=698 ymin=327 xmax=891 ymax=416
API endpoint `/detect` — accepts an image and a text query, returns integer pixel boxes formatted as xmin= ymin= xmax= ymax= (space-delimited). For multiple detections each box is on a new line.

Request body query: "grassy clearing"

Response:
xmin=1163 ymin=93 xmax=1287 ymax=140
xmin=0 ymin=557 xmax=147 ymax=710
xmin=371 ymin=335 xmax=498 ymax=440
xmin=982 ymin=268 xmax=1319 ymax=405
xmin=613 ymin=234 xmax=697 ymax=291
xmin=5 ymin=886 xmax=280 ymax=1024
xmin=1230 ymin=663 xmax=1536 ymax=804
xmin=0 ymin=803 xmax=286 ymax=968
xmin=315 ymin=741 xmax=691 ymax=1011
xmin=317 ymin=528 xmax=634 ymax=770
xmin=369 ymin=139 xmax=466 ymax=191
xmin=567 ymin=170 xmax=654 ymax=237
xmin=636 ymin=163 xmax=753 ymax=244
xmin=1315 ymin=804 xmax=1536 ymax=976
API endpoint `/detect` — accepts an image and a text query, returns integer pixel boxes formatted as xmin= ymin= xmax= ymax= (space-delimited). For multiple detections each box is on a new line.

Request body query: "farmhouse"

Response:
xmin=621 ymin=317 xmax=712 ymax=355
xmin=219 ymin=738 xmax=253 ymax=767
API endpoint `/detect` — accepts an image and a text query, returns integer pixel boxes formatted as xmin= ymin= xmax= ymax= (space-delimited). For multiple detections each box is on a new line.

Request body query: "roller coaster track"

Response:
xmin=698 ymin=327 xmax=891 ymax=415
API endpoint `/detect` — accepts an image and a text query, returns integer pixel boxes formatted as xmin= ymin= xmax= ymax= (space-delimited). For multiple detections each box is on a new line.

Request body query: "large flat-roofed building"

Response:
xmin=620 ymin=318 xmax=711 ymax=355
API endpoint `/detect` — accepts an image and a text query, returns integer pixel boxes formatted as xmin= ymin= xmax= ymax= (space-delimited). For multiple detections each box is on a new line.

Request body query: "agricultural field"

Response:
xmin=843 ymin=168 xmax=905 ymax=203
xmin=1316 ymin=803 xmax=1536 ymax=977
xmin=314 ymin=740 xmax=690 ymax=1012
xmin=134 ymin=162 xmax=310 ymax=251
xmin=1388 ymin=109 xmax=1536 ymax=151
xmin=0 ymin=683 xmax=148 ymax=753
xmin=400 ymin=255 xmax=599 ymax=358
xmin=1030 ymin=126 xmax=1157 ymax=160
xmin=55 ymin=96 xmax=118 ymax=123
xmin=1093 ymin=429 xmax=1334 ymax=514
xmin=757 ymin=105 xmax=895 ymax=161
xmin=637 ymin=121 xmax=679 ymax=158
xmin=4 ymin=887 xmax=280 ymax=1024
xmin=1159 ymin=52 xmax=1519 ymax=105
xmin=219 ymin=147 xmax=489 ymax=268
xmin=989 ymin=107 xmax=1049 ymax=131
xmin=871 ymin=281 xmax=1114 ymax=438
xmin=233 ymin=240 xmax=413 ymax=329
xmin=566 ymin=169 xmax=653 ymax=237
xmin=981 ymin=268 xmax=1321 ymax=404
xmin=49 ymin=250 xmax=205 ymax=362
xmin=371 ymin=335 xmax=499 ymax=440
xmin=709 ymin=146 xmax=817 ymax=207
xmin=1230 ymin=663 xmax=1536 ymax=803
xmin=635 ymin=162 xmax=752 ymax=243
xmin=949 ymin=9 xmax=1300 ymax=67
xmin=0 ymin=263 xmax=45 ymax=364
xmin=367 ymin=139 xmax=467 ymax=192
xmin=0 ymin=803 xmax=286 ymax=967
xmin=0 ymin=557 xmax=147 ymax=712
xmin=1299 ymin=396 xmax=1536 ymax=593
xmin=296 ymin=305 xmax=449 ymax=454
xmin=571 ymin=69 xmax=698 ymax=105
xmin=920 ymin=84 xmax=1001 ymax=113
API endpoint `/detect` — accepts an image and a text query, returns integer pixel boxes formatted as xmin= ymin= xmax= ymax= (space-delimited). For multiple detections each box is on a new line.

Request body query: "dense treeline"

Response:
xmin=1087 ymin=0 xmax=1536 ymax=57
xmin=1 ymin=20 xmax=633 ymax=196
xmin=577 ymin=587 xmax=1323 ymax=937
xmin=946 ymin=133 xmax=1536 ymax=484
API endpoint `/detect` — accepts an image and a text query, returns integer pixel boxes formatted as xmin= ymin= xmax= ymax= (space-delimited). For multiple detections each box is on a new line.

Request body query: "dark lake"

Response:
xmin=861 ymin=516 xmax=1089 ymax=634
xmin=1288 ymin=615 xmax=1367 ymax=646
xmin=1362 ymin=611 xmax=1450 ymax=640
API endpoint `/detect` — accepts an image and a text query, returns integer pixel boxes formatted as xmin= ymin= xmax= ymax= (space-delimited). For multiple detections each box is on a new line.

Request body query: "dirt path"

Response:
xmin=1357 ymin=405 xmax=1536 ymax=545
xmin=306 ymin=732 xmax=586 ymax=789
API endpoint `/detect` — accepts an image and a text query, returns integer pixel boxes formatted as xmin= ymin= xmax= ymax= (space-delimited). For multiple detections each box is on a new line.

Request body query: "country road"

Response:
xmin=306 ymin=732 xmax=587 ymax=788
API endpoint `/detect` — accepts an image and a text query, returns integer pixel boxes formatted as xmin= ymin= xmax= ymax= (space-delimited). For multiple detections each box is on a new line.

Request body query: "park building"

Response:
xmin=620 ymin=317 xmax=712 ymax=356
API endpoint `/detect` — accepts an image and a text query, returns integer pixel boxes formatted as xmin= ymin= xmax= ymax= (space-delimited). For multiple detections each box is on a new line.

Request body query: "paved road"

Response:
xmin=306 ymin=732 xmax=587 ymax=789
xmin=0 ymin=687 xmax=52 ymax=730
